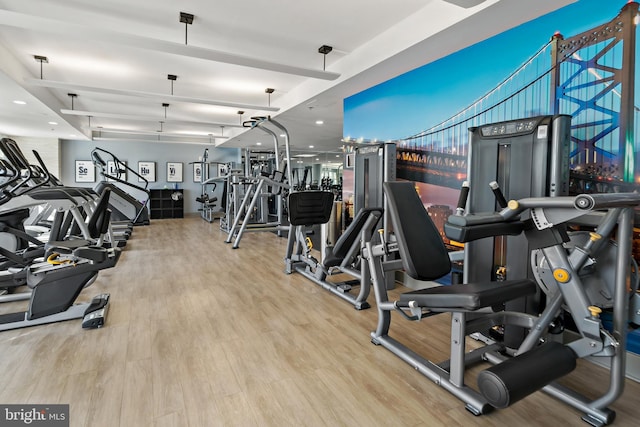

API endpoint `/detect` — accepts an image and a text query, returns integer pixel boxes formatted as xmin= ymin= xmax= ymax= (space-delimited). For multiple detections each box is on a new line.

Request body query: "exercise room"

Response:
xmin=1 ymin=0 xmax=640 ymax=426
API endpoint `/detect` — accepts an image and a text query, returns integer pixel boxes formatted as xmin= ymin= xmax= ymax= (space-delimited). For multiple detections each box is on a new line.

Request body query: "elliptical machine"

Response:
xmin=0 ymin=139 xmax=121 ymax=330
xmin=0 ymin=185 xmax=120 ymax=331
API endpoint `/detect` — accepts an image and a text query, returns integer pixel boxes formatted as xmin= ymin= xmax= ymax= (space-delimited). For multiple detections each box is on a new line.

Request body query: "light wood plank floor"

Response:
xmin=1 ymin=217 xmax=639 ymax=426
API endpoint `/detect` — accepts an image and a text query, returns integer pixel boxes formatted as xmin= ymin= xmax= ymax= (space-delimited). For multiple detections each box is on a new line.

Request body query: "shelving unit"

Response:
xmin=149 ymin=189 xmax=184 ymax=219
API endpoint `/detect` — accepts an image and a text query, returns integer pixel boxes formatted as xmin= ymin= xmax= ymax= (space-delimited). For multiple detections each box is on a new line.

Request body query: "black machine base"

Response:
xmin=82 ymin=293 xmax=110 ymax=329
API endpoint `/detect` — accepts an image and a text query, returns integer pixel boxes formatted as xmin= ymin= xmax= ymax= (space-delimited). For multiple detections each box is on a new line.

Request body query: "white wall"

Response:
xmin=60 ymin=139 xmax=240 ymax=215
xmin=8 ymin=136 xmax=60 ymax=178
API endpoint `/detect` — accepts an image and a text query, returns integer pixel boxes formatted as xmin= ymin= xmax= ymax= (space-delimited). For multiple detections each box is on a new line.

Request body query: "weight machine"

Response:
xmin=366 ymin=181 xmax=637 ymax=426
xmin=464 ymin=114 xmax=571 ymax=346
xmin=225 ymin=116 xmax=291 ymax=249
xmin=191 ymin=148 xmax=227 ymax=223
xmin=285 ymin=192 xmax=382 ymax=310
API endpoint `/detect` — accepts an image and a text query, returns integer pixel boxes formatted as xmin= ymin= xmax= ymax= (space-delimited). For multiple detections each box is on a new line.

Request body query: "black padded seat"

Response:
xmin=322 ymin=253 xmax=346 ymax=268
xmin=383 ymin=181 xmax=537 ymax=311
xmin=399 ymin=279 xmax=536 ymax=311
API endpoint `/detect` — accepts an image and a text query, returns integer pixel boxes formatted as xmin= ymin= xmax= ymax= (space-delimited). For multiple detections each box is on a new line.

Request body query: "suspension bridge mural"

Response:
xmin=344 ymin=0 xmax=640 ymax=218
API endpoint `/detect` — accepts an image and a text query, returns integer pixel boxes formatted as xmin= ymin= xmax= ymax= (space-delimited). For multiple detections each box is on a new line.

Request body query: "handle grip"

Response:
xmin=489 ymin=181 xmax=508 ymax=209
xmin=455 ymin=181 xmax=470 ymax=215
xmin=92 ymin=151 xmax=107 ymax=166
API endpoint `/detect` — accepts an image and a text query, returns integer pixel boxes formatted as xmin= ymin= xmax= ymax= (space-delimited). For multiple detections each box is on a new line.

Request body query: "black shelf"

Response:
xmin=149 ymin=189 xmax=184 ymax=219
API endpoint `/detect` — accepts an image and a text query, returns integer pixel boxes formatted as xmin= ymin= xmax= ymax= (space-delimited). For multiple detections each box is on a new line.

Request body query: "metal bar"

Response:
xmin=233 ymin=180 xmax=266 ymax=248
xmin=591 ymin=207 xmax=633 ymax=409
xmin=225 ymin=180 xmax=256 ymax=243
xmin=266 ymin=118 xmax=293 ymax=188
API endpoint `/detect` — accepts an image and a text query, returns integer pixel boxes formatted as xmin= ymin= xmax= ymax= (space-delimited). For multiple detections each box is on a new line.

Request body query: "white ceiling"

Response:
xmin=0 ymin=0 xmax=574 ymax=163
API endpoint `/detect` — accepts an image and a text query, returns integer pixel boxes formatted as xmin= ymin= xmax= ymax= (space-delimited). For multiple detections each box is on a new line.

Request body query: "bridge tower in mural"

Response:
xmin=397 ymin=1 xmax=639 ymax=193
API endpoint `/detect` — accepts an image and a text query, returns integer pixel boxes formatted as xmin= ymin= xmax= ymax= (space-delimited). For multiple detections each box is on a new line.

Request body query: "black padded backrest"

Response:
xmin=384 ymin=181 xmax=451 ymax=281
xmin=288 ymin=191 xmax=335 ymax=226
xmin=88 ymin=188 xmax=111 ymax=239
xmin=332 ymin=207 xmax=383 ymax=259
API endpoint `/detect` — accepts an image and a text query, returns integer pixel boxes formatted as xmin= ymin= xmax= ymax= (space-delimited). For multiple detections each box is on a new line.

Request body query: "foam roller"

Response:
xmin=477 ymin=341 xmax=577 ymax=408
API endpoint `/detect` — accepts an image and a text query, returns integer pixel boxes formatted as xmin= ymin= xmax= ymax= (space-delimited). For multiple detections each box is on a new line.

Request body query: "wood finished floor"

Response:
xmin=0 ymin=217 xmax=639 ymax=427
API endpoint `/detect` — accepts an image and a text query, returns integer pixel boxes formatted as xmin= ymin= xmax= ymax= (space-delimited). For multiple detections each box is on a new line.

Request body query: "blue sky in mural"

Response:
xmin=343 ymin=0 xmax=629 ymax=141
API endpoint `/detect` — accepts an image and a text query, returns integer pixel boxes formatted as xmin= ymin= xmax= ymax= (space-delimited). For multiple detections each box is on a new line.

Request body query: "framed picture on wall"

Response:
xmin=138 ymin=161 xmax=156 ymax=183
xmin=193 ymin=162 xmax=202 ymax=182
xmin=217 ymin=163 xmax=229 ymax=177
xmin=107 ymin=160 xmax=127 ymax=182
xmin=75 ymin=160 xmax=95 ymax=183
xmin=167 ymin=162 xmax=183 ymax=182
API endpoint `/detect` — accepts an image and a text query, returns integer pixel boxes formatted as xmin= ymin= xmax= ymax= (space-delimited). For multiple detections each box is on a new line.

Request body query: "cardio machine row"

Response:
xmin=0 ymin=137 xmax=131 ymax=331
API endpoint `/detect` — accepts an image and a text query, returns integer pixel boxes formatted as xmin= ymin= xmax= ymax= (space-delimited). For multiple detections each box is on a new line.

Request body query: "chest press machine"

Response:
xmin=365 ymin=181 xmax=637 ymax=426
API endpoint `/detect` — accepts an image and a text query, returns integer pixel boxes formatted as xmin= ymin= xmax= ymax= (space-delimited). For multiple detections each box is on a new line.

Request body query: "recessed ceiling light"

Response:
xmin=48 ymin=121 xmax=58 ymax=125
xmin=315 ymin=120 xmax=324 ymax=125
xmin=256 ymin=142 xmax=262 ymax=145
xmin=315 ymin=158 xmax=319 ymax=161
xmin=280 ymin=134 xmax=286 ymax=137
xmin=309 ymin=145 xmax=314 ymax=148
xmin=13 ymin=100 xmax=26 ymax=105
xmin=336 ymin=155 xmax=340 ymax=157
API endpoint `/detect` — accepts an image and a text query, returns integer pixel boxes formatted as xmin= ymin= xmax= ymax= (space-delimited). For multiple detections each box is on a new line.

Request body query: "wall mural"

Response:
xmin=343 ymin=0 xmax=638 ymax=230
xmin=343 ymin=0 xmax=640 ymax=353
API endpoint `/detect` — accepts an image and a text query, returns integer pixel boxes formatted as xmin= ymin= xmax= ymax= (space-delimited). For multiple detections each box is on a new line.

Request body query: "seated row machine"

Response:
xmin=365 ymin=181 xmax=637 ymax=426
